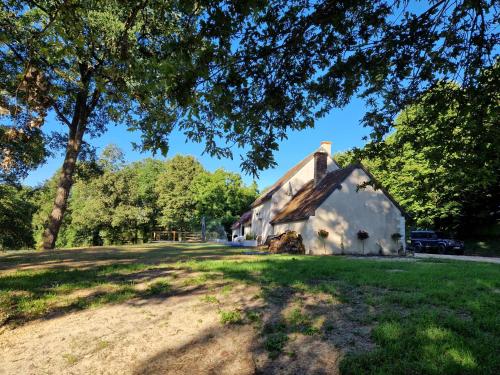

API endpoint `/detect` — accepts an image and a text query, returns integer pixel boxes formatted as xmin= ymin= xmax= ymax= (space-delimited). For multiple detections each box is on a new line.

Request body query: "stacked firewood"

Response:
xmin=268 ymin=231 xmax=305 ymax=254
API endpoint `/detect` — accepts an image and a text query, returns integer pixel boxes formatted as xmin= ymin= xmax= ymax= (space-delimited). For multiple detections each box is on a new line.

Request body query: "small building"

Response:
xmin=231 ymin=210 xmax=252 ymax=239
xmin=232 ymin=141 xmax=407 ymax=255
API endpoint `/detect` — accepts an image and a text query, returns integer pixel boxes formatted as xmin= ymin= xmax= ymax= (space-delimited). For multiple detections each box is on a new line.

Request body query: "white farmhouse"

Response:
xmin=232 ymin=141 xmax=407 ymax=255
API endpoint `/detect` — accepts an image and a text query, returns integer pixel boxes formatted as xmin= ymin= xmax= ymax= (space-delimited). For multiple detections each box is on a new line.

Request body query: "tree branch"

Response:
xmin=50 ymin=100 xmax=71 ymax=127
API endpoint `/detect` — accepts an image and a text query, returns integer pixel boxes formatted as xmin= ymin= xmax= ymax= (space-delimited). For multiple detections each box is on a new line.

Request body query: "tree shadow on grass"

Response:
xmin=130 ymin=261 xmax=377 ymax=374
xmin=129 ymin=255 xmax=500 ymax=374
xmin=0 ymin=243 xmax=242 ymax=271
xmin=1 ymin=248 xmax=498 ymax=374
xmin=0 ymin=261 xmax=226 ymax=327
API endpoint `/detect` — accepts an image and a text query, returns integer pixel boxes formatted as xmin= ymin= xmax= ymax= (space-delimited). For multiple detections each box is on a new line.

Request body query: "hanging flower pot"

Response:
xmin=318 ymin=229 xmax=329 ymax=253
xmin=357 ymin=230 xmax=369 ymax=254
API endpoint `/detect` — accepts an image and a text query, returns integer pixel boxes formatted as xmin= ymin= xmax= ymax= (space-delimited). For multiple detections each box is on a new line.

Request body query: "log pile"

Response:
xmin=268 ymin=231 xmax=305 ymax=254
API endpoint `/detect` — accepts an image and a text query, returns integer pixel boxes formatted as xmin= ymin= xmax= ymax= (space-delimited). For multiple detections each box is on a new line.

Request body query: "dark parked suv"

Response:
xmin=410 ymin=230 xmax=464 ymax=254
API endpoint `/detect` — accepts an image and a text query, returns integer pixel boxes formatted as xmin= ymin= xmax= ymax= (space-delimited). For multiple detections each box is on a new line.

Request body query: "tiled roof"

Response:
xmin=270 ymin=165 xmax=356 ymax=224
xmin=270 ymin=163 xmax=408 ymax=224
xmin=251 ymin=150 xmax=340 ymax=208
xmin=231 ymin=210 xmax=253 ymax=229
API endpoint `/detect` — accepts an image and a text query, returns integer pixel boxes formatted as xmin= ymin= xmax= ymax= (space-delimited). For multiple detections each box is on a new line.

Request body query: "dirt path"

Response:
xmin=0 ymin=280 xmax=367 ymax=375
xmin=0 ymin=285 xmax=258 ymax=375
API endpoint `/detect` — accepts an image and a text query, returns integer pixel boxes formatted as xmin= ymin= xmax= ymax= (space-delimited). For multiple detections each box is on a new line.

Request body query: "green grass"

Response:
xmin=181 ymin=254 xmax=500 ymax=374
xmin=145 ymin=279 xmax=171 ymax=295
xmin=219 ymin=309 xmax=243 ymax=324
xmin=200 ymin=294 xmax=219 ymax=304
xmin=1 ymin=244 xmax=499 ymax=374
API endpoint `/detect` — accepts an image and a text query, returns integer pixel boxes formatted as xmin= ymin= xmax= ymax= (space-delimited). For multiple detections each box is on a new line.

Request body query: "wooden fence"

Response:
xmin=151 ymin=231 xmax=222 ymax=242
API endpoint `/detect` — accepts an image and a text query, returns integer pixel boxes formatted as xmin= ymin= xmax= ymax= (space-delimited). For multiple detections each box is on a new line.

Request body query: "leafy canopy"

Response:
xmin=335 ymin=65 xmax=500 ymax=233
xmin=1 ymin=0 xmax=497 ymax=177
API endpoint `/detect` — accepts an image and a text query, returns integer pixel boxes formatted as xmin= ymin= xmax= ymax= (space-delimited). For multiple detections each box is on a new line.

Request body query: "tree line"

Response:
xmin=0 ymin=148 xmax=257 ymax=250
xmin=335 ymin=71 xmax=499 ymax=238
xmin=2 ymin=62 xmax=499 ymax=250
xmin=1 ymin=0 xmax=496 ymax=248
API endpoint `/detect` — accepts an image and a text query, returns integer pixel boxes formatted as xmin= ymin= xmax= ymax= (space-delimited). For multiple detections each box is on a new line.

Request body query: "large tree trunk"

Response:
xmin=41 ymin=63 xmax=97 ymax=249
xmin=41 ymin=124 xmax=85 ymax=249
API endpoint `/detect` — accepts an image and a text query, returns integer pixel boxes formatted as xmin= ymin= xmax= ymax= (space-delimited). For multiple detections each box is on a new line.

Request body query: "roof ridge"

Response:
xmin=251 ymin=147 xmax=341 ymax=208
xmin=251 ymin=151 xmax=315 ymax=208
xmin=270 ymin=164 xmax=357 ymax=224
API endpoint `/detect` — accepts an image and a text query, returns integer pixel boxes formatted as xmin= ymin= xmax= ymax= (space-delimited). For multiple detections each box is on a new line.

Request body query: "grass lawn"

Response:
xmin=1 ymin=243 xmax=499 ymax=374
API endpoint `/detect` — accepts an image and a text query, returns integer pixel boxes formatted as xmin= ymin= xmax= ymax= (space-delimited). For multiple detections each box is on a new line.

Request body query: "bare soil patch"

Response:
xmin=0 ymin=246 xmax=375 ymax=375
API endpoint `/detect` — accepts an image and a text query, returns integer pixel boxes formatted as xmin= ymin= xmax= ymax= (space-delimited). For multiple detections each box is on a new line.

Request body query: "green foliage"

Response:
xmin=0 ymin=184 xmax=36 ymax=249
xmin=336 ymin=70 xmax=500 ymax=235
xmin=1 ymin=0 xmax=496 ymax=177
xmin=219 ymin=309 xmax=243 ymax=325
xmin=2 ymin=1 xmax=496 ymax=247
xmin=155 ymin=155 xmax=204 ymax=231
xmin=154 ymin=155 xmax=257 ymax=233
xmin=26 ymin=147 xmax=256 ymax=248
xmin=30 ymin=147 xmax=164 ymax=247
xmin=0 ymin=126 xmax=46 ymax=183
xmin=192 ymin=169 xmax=258 ymax=234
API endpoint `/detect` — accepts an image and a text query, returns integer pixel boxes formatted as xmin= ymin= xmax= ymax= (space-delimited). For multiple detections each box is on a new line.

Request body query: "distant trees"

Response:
xmin=0 ymin=184 xmax=35 ymax=249
xmin=192 ymin=169 xmax=258 ymax=235
xmin=154 ymin=155 xmax=258 ymax=235
xmin=22 ymin=146 xmax=258 ymax=249
xmin=155 ymin=155 xmax=205 ymax=232
xmin=2 ymin=1 xmax=496 ymax=248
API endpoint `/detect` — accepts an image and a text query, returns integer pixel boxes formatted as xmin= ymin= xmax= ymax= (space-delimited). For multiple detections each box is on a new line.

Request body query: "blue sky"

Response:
xmin=23 ymin=97 xmax=369 ymax=191
xmin=20 ymin=0 xmax=436 ymax=191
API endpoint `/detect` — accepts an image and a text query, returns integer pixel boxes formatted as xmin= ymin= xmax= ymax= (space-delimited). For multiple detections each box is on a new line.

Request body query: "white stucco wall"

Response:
xmin=274 ymin=168 xmax=405 ymax=255
xmin=309 ymin=168 xmax=404 ymax=255
xmin=252 ymin=156 xmax=339 ymax=244
xmin=251 ymin=200 xmax=272 ymax=244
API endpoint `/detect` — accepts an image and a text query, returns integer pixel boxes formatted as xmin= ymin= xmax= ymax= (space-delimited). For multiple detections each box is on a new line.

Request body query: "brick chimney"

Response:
xmin=320 ymin=141 xmax=332 ymax=156
xmin=314 ymin=149 xmax=328 ymax=187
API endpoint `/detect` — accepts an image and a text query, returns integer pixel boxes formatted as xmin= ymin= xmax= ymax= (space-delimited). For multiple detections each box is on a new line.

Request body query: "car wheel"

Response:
xmin=415 ymin=243 xmax=423 ymax=253
xmin=438 ymin=244 xmax=446 ymax=254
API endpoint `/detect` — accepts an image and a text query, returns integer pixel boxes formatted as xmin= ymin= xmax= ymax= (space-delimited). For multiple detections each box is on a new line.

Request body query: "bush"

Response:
xmin=318 ymin=229 xmax=329 ymax=239
xmin=245 ymin=232 xmax=256 ymax=240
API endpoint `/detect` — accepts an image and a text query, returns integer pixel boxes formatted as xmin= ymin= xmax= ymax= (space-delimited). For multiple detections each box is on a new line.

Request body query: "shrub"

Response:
xmin=318 ymin=229 xmax=329 ymax=238
xmin=245 ymin=232 xmax=256 ymax=240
